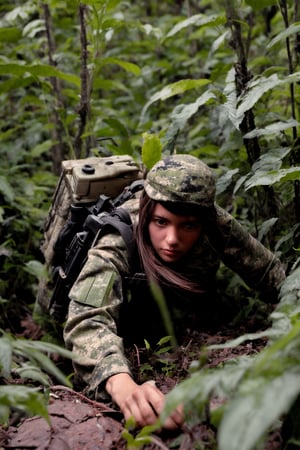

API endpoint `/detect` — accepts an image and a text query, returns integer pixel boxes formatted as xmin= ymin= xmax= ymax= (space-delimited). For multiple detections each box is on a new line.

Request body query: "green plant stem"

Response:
xmin=74 ymin=3 xmax=90 ymax=158
xmin=42 ymin=2 xmax=68 ymax=173
xmin=225 ymin=1 xmax=260 ymax=164
xmin=278 ymin=0 xmax=300 ymax=221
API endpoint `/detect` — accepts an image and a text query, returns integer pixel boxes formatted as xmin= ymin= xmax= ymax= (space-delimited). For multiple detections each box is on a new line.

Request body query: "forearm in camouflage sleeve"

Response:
xmin=64 ymin=232 xmax=133 ymax=400
xmin=215 ymin=206 xmax=286 ymax=300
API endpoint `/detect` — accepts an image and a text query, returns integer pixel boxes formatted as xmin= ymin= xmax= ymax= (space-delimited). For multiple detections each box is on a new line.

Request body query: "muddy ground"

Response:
xmin=0 ymin=310 xmax=284 ymax=449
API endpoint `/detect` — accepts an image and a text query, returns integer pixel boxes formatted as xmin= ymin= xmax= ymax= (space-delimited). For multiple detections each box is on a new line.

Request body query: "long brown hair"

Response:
xmin=135 ymin=191 xmax=222 ymax=293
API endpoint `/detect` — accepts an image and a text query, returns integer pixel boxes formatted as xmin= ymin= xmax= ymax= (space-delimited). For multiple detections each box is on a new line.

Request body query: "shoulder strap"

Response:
xmin=93 ymin=179 xmax=144 ymax=270
xmin=48 ymin=180 xmax=143 ymax=324
xmin=92 ymin=207 xmax=136 ymax=270
xmin=113 ymin=179 xmax=144 ymax=207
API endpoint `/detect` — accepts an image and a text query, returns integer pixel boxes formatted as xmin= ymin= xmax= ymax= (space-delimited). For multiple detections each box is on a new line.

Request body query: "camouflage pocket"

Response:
xmin=70 ymin=270 xmax=116 ymax=308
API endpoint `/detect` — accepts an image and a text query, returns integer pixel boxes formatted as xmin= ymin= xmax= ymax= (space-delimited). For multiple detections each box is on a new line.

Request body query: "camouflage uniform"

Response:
xmin=64 ymin=155 xmax=285 ymax=401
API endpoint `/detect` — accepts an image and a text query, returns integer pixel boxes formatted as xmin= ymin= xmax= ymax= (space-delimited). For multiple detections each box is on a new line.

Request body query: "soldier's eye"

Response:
xmin=184 ymin=222 xmax=198 ymax=230
xmin=153 ymin=217 xmax=167 ymax=226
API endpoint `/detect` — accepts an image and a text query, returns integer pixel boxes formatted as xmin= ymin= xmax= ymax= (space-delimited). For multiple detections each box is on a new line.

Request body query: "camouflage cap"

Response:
xmin=144 ymin=154 xmax=216 ymax=208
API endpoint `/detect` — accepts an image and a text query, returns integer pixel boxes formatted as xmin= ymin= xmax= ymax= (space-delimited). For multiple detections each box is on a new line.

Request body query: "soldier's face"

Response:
xmin=148 ymin=203 xmax=202 ymax=263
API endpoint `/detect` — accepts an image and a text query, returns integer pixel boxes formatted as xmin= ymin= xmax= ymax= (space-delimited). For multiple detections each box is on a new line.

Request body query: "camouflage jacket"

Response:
xmin=64 ymin=194 xmax=286 ymax=401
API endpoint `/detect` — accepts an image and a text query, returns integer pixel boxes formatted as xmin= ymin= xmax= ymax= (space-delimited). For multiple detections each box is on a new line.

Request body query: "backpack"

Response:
xmin=34 ymin=154 xmax=144 ymax=333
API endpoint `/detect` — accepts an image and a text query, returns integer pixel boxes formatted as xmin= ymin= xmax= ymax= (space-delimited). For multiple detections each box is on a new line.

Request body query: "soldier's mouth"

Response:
xmin=161 ymin=249 xmax=181 ymax=259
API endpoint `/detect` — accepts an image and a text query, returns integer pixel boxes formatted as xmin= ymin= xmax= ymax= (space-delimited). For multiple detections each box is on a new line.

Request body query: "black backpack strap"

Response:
xmin=48 ymin=180 xmax=143 ymax=325
xmin=91 ymin=207 xmax=136 ymax=269
xmin=113 ymin=179 xmax=144 ymax=207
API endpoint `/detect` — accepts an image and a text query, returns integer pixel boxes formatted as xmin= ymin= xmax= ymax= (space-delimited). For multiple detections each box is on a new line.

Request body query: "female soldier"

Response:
xmin=64 ymin=154 xmax=285 ymax=430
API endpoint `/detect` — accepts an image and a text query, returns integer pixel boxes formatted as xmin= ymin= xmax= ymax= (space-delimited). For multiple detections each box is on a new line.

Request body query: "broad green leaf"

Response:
xmin=22 ymin=19 xmax=45 ymax=38
xmin=29 ymin=140 xmax=54 ymax=158
xmin=14 ymin=364 xmax=51 ymax=386
xmin=246 ymin=0 xmax=277 ymax=10
xmin=163 ymin=357 xmax=253 ymax=422
xmin=0 ymin=64 xmax=80 ymax=87
xmin=0 ymin=76 xmax=36 ymax=94
xmin=165 ymin=14 xmax=226 ymax=39
xmin=20 ymin=94 xmax=44 ymax=108
xmin=245 ymin=167 xmax=300 ymax=189
xmin=80 ymin=0 xmax=107 ymax=5
xmin=100 ymin=57 xmax=141 ymax=75
xmin=135 ymin=422 xmax=160 ymax=438
xmin=102 ymin=18 xmax=125 ymax=31
xmin=141 ymin=79 xmax=210 ymax=122
xmin=29 ymin=65 xmax=80 ymax=86
xmin=216 ymin=168 xmax=239 ymax=195
xmin=236 ymin=74 xmax=285 ymax=126
xmin=0 ymin=385 xmax=49 ymax=424
xmin=0 ymin=243 xmax=13 ymax=257
xmin=0 ymin=176 xmax=15 ymax=203
xmin=24 ymin=260 xmax=49 ymax=280
xmin=252 ymin=147 xmax=291 ymax=172
xmin=223 ymin=68 xmax=237 ymax=127
xmin=14 ymin=345 xmax=72 ymax=387
xmin=267 ymin=23 xmax=300 ymax=50
xmin=244 ymin=120 xmax=299 ymax=139
xmin=157 ymin=336 xmax=172 ymax=347
xmin=0 ymin=126 xmax=22 ymax=140
xmin=225 ymin=72 xmax=300 ymax=129
xmin=210 ymin=30 xmax=230 ymax=55
xmin=0 ymin=27 xmax=21 ymax=42
xmin=141 ymin=23 xmax=162 ymax=39
xmin=81 ymin=0 xmax=122 ymax=9
xmin=279 ymin=266 xmax=300 ymax=296
xmin=93 ymin=78 xmax=128 ymax=92
xmin=149 ymin=79 xmax=210 ymax=103
xmin=167 ymin=90 xmax=216 ymax=135
xmin=257 ymin=217 xmax=278 ymax=241
xmin=207 ymin=329 xmax=276 ymax=351
xmin=0 ymin=335 xmax=12 ymax=378
xmin=274 ymin=225 xmax=300 ymax=256
xmin=218 ymin=371 xmax=300 ymax=450
xmin=254 ymin=320 xmax=300 ymax=372
xmin=103 ymin=118 xmax=129 ymax=136
xmin=141 ymin=133 xmax=162 ymax=169
xmin=0 ymin=63 xmax=28 ymax=77
xmin=237 ymin=72 xmax=300 ymax=119
xmin=15 ymin=339 xmax=74 ymax=362
xmin=3 ymin=4 xmax=36 ymax=22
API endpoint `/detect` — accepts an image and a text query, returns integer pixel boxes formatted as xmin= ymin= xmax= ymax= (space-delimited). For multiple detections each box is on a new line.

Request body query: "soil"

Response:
xmin=0 ymin=312 xmax=284 ymax=450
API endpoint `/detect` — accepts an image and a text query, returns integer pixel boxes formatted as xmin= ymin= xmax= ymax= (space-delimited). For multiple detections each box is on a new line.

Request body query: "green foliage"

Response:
xmin=0 ymin=329 xmax=73 ymax=425
xmin=141 ymin=132 xmax=162 ymax=169
xmin=122 ymin=420 xmax=158 ymax=448
xmin=140 ymin=78 xmax=211 ymax=123
xmin=0 ymin=0 xmax=300 ymax=444
xmin=139 ymin=336 xmax=176 ymax=381
xmin=0 ymin=385 xmax=49 ymax=427
xmin=163 ymin=266 xmax=300 ymax=450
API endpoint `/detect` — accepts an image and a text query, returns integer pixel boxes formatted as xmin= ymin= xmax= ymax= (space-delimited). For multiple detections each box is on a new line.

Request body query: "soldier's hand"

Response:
xmin=106 ymin=373 xmax=183 ymax=429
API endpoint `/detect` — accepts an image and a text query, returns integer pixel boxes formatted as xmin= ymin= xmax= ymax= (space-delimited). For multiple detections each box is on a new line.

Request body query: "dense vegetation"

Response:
xmin=0 ymin=0 xmax=300 ymax=448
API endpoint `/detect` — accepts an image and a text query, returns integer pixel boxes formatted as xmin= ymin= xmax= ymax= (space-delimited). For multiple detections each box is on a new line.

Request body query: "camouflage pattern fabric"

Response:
xmin=64 ymin=196 xmax=139 ymax=400
xmin=144 ymin=154 xmax=216 ymax=207
xmin=64 ymin=194 xmax=286 ymax=401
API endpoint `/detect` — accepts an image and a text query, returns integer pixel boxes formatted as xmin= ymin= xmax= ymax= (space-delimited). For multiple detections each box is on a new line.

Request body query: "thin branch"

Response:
xmin=225 ymin=2 xmax=260 ymax=164
xmin=279 ymin=1 xmax=297 ymax=132
xmin=279 ymin=0 xmax=300 ymax=221
xmin=225 ymin=2 xmax=279 ymax=224
xmin=74 ymin=3 xmax=90 ymax=158
xmin=42 ymin=3 xmax=67 ymax=174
